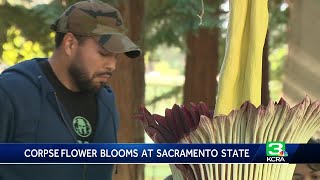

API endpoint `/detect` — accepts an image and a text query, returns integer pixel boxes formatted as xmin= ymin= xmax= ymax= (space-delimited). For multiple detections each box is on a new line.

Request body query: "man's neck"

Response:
xmin=48 ymin=52 xmax=80 ymax=92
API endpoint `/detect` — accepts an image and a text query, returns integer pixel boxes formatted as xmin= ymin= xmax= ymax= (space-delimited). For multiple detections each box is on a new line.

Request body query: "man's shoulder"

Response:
xmin=0 ymin=58 xmax=43 ymax=88
xmin=0 ymin=69 xmax=37 ymax=90
xmin=0 ymin=59 xmax=43 ymax=97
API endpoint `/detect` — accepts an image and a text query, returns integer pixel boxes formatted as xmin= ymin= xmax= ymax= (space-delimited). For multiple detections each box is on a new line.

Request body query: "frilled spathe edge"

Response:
xmin=136 ymin=97 xmax=320 ymax=180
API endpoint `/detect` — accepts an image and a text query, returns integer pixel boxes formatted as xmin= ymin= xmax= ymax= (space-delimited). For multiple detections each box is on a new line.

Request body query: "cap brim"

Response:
xmin=97 ymin=34 xmax=142 ymax=59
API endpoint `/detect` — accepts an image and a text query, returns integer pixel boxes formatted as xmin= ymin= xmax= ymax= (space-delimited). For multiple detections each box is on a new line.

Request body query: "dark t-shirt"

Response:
xmin=39 ymin=60 xmax=97 ymax=143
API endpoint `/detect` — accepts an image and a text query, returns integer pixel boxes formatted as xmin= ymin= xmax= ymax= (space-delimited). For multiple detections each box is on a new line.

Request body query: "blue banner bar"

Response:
xmin=0 ymin=143 xmax=318 ymax=164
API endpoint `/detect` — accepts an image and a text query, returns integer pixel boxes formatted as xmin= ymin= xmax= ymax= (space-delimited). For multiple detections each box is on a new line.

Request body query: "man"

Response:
xmin=293 ymin=139 xmax=320 ymax=180
xmin=0 ymin=0 xmax=141 ymax=180
xmin=293 ymin=164 xmax=320 ymax=180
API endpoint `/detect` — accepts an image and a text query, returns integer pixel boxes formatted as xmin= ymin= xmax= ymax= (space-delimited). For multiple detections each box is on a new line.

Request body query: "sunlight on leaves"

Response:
xmin=2 ymin=26 xmax=47 ymax=66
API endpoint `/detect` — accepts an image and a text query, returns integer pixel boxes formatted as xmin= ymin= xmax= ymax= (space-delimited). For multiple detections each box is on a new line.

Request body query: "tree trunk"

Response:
xmin=261 ymin=32 xmax=270 ymax=105
xmin=110 ymin=1 xmax=145 ymax=180
xmin=284 ymin=0 xmax=320 ymax=104
xmin=183 ymin=27 xmax=219 ymax=110
xmin=283 ymin=0 xmax=320 ymax=139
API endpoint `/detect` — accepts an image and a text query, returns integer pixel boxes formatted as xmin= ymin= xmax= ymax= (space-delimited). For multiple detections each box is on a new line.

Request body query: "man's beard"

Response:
xmin=68 ymin=62 xmax=106 ymax=93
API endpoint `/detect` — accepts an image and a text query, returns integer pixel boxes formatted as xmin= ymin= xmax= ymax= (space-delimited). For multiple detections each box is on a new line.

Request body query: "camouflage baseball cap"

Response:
xmin=50 ymin=0 xmax=141 ymax=59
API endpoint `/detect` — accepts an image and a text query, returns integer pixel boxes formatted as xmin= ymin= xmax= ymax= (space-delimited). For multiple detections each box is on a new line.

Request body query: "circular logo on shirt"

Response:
xmin=73 ymin=116 xmax=92 ymax=138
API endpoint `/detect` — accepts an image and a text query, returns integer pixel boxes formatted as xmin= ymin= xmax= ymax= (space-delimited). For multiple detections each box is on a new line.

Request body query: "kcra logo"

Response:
xmin=266 ymin=141 xmax=288 ymax=163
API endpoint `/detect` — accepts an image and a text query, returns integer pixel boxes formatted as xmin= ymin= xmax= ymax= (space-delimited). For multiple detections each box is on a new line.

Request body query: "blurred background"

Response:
xmin=0 ymin=0 xmax=319 ymax=179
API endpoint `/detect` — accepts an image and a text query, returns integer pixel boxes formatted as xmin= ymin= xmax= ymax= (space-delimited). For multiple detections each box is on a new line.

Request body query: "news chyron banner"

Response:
xmin=0 ymin=142 xmax=319 ymax=164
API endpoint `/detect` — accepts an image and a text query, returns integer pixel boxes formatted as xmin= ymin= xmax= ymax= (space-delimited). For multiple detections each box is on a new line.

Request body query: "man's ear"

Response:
xmin=62 ymin=33 xmax=77 ymax=56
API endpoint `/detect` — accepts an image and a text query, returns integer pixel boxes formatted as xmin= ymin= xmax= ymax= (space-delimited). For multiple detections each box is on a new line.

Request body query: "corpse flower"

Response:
xmin=137 ymin=97 xmax=320 ymax=179
xmin=136 ymin=0 xmax=320 ymax=179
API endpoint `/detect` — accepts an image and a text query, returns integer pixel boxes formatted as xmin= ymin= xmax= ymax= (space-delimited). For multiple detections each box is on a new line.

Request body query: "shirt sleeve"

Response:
xmin=0 ymin=87 xmax=15 ymax=142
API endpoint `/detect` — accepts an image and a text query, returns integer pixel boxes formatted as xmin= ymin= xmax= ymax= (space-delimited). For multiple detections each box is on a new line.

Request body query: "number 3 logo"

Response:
xmin=266 ymin=142 xmax=285 ymax=156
